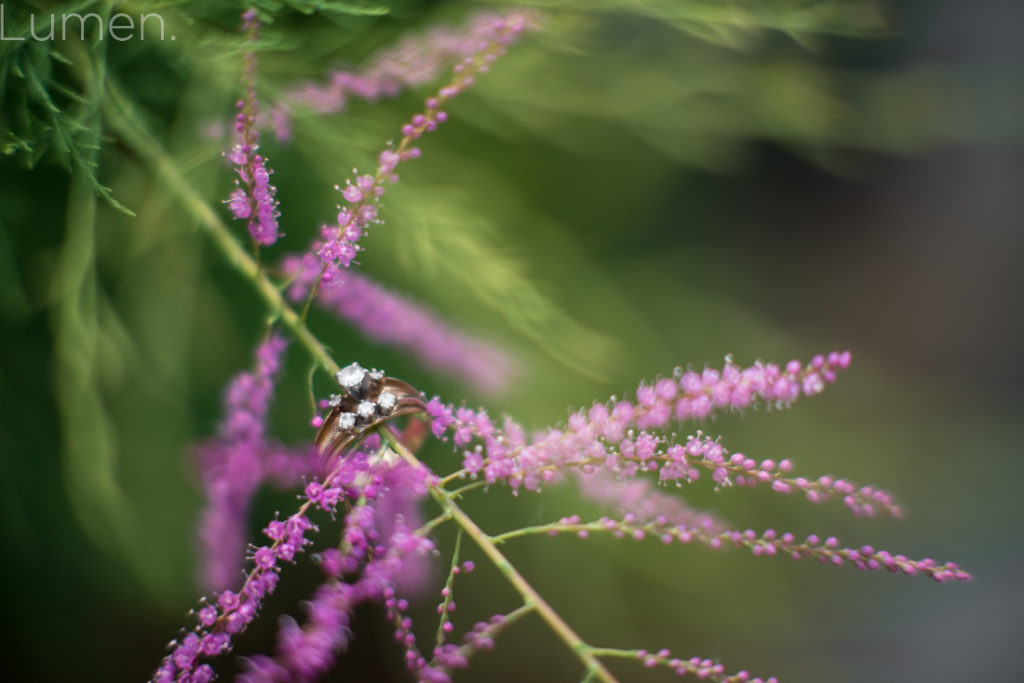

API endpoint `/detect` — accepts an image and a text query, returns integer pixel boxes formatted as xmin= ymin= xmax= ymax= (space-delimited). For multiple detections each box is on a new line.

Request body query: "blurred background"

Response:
xmin=1 ymin=0 xmax=1022 ymax=681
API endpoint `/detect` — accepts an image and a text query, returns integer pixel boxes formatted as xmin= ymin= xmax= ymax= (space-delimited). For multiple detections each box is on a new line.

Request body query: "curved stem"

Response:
xmin=587 ymin=648 xmax=745 ymax=682
xmin=448 ymin=480 xmax=489 ymax=499
xmin=299 ymin=263 xmax=329 ymax=324
xmin=416 ymin=512 xmax=452 ymax=538
xmin=103 ymin=80 xmax=341 ymax=378
xmin=306 ymin=363 xmax=319 ymax=416
xmin=434 ymin=529 xmax=463 ymax=651
xmin=450 ymin=602 xmax=535 ymax=667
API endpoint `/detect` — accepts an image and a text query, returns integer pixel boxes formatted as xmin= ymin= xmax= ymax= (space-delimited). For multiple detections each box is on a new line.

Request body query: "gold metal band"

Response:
xmin=315 ymin=363 xmax=427 ymax=469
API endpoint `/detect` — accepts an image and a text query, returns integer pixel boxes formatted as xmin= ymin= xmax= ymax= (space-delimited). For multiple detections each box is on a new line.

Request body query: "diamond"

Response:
xmin=356 ymin=400 xmax=376 ymax=420
xmin=335 ymin=412 xmax=356 ymax=430
xmin=369 ymin=368 xmax=385 ymax=381
xmin=328 ymin=394 xmax=343 ymax=408
xmin=335 ymin=363 xmax=367 ymax=390
xmin=377 ymin=391 xmax=397 ymax=413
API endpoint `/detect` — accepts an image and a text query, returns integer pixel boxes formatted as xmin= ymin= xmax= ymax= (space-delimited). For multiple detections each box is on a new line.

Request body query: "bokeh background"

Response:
xmin=1 ymin=0 xmax=1022 ymax=681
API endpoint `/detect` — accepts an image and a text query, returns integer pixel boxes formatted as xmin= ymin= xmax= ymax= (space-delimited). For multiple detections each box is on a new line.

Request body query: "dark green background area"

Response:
xmin=1 ymin=1 xmax=1022 ymax=681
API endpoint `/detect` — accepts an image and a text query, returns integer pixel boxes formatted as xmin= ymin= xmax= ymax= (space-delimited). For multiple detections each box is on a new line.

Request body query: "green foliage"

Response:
xmin=0 ymin=0 xmax=392 ymax=214
xmin=0 ymin=0 xmax=886 ymax=194
xmin=248 ymin=0 xmax=389 ymax=17
xmin=0 ymin=1 xmax=137 ymax=214
xmin=165 ymin=0 xmax=391 ymax=19
xmin=518 ymin=0 xmax=890 ymax=47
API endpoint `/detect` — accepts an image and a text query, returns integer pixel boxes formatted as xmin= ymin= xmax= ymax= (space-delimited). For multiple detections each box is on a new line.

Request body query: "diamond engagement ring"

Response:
xmin=315 ymin=362 xmax=427 ymax=467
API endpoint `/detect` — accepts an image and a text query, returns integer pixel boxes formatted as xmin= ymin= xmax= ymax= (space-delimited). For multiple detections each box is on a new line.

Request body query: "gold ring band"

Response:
xmin=315 ymin=363 xmax=427 ymax=468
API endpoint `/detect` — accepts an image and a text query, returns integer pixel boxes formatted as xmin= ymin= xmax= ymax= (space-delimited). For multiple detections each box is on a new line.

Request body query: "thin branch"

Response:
xmin=490 ymin=518 xmax=966 ymax=581
xmin=380 ymin=430 xmax=619 ymax=683
xmin=446 ymin=602 xmax=536 ymax=672
xmin=433 ymin=528 xmax=463 ymax=652
xmin=588 ymin=647 xmax=742 ymax=682
xmin=102 ymin=79 xmax=341 ymax=378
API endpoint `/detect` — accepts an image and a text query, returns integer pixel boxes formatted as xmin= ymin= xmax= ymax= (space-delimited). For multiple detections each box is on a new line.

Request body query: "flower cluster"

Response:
xmin=380 ymin=548 xmax=521 ymax=683
xmin=195 ymin=438 xmax=317 ymax=592
xmin=308 ymin=11 xmax=532 ymax=283
xmin=282 ymin=258 xmax=514 ymax=393
xmin=430 ymin=351 xmax=852 ymax=447
xmin=194 ymin=333 xmax=312 ymax=591
xmin=282 ymin=11 xmax=538 ymax=119
xmin=156 ymin=498 xmax=316 ymax=682
xmin=159 ymin=438 xmax=437 ymax=683
xmin=238 ymin=517 xmax=436 ymax=683
xmin=224 ymin=9 xmax=280 ymax=246
xmin=574 ymin=469 xmax=723 ymax=532
xmin=217 ymin=333 xmax=287 ymax=444
xmin=501 ymin=514 xmax=969 ymax=583
xmin=239 ymin=580 xmax=355 ymax=682
xmin=630 ymin=648 xmax=768 ymax=683
xmin=163 ymin=347 xmax=971 ymax=682
xmin=427 ymin=352 xmax=873 ymax=504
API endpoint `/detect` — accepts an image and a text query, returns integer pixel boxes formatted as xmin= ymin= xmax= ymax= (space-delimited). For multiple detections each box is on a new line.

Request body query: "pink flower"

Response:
xmin=282 ymin=258 xmax=514 ymax=394
xmin=223 ymin=12 xmax=280 ymax=245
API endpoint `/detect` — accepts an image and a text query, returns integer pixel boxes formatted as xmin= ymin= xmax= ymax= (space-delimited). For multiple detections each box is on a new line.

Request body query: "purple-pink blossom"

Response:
xmin=574 ymin=469 xmax=723 ymax=532
xmin=160 ymin=346 xmax=971 ymax=682
xmin=158 ymin=441 xmax=436 ymax=683
xmin=426 ymin=352 xmax=872 ymax=506
xmin=235 ymin=462 xmax=435 ymax=683
xmin=195 ymin=333 xmax=297 ymax=591
xmin=309 ymin=11 xmax=532 ymax=278
xmin=525 ymin=514 xmax=970 ymax=583
xmin=279 ymin=10 xmax=538 ymax=121
xmin=224 ymin=9 xmax=280 ymax=246
xmin=282 ymin=256 xmax=514 ymax=394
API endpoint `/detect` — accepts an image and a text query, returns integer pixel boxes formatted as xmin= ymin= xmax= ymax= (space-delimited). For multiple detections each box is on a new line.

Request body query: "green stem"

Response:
xmin=587 ymin=648 xmax=639 ymax=658
xmin=380 ymin=430 xmax=618 ymax=683
xmin=448 ymin=480 xmax=489 ymax=499
xmin=587 ymin=648 xmax=740 ymax=682
xmin=306 ymin=363 xmax=319 ymax=416
xmin=102 ymin=80 xmax=340 ymax=377
xmin=299 ymin=263 xmax=329 ymax=324
xmin=483 ymin=601 xmax=534 ymax=632
xmin=434 ymin=528 xmax=464 ymax=650
xmin=448 ymin=601 xmax=535 ymax=667
xmin=416 ymin=512 xmax=452 ymax=538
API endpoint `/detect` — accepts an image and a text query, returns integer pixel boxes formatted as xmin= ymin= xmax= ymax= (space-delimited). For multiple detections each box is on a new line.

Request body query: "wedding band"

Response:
xmin=315 ymin=362 xmax=427 ymax=466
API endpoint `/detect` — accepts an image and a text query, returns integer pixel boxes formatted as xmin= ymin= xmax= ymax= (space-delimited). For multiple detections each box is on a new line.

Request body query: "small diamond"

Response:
xmin=377 ymin=391 xmax=396 ymax=413
xmin=335 ymin=412 xmax=356 ymax=430
xmin=368 ymin=368 xmax=385 ymax=381
xmin=328 ymin=394 xmax=343 ymax=408
xmin=335 ymin=363 xmax=367 ymax=390
xmin=356 ymin=401 xmax=376 ymax=420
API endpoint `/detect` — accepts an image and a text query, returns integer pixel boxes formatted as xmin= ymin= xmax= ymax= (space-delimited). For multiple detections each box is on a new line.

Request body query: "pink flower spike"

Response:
xmin=282 ymin=262 xmax=514 ymax=394
xmin=222 ymin=14 xmax=280 ymax=246
xmin=306 ymin=12 xmax=535 ymax=282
